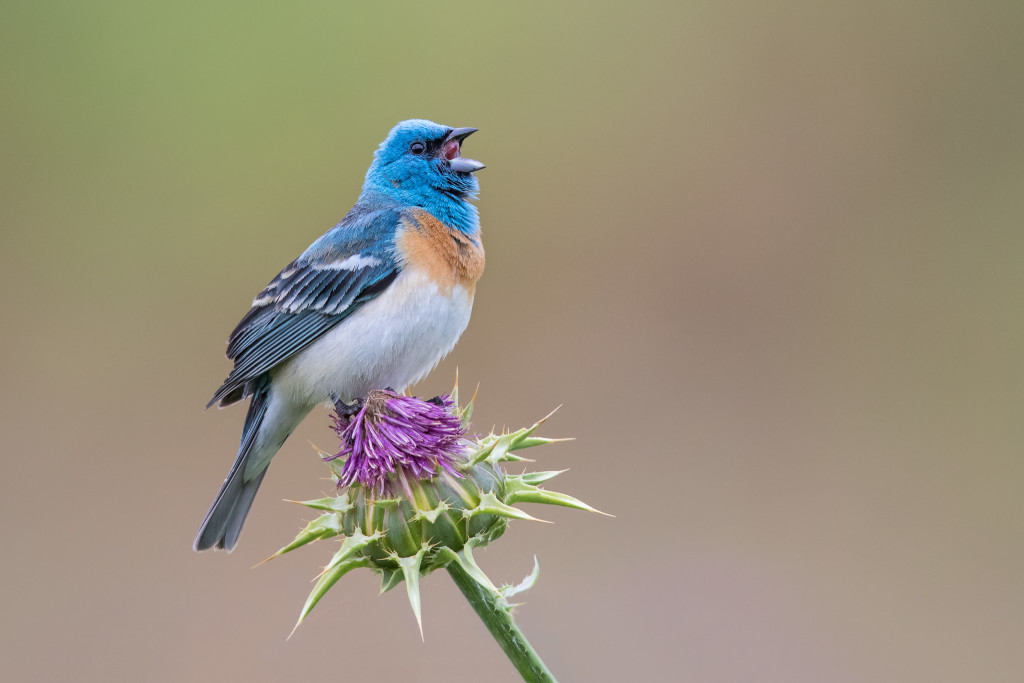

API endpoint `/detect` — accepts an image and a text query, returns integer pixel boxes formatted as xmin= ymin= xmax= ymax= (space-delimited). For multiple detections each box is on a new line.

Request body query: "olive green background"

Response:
xmin=2 ymin=2 xmax=1022 ymax=681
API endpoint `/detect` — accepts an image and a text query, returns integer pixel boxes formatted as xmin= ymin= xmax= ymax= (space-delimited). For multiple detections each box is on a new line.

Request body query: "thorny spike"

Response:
xmin=516 ymin=406 xmax=561 ymax=441
xmin=470 ymin=491 xmax=551 ymax=523
xmin=398 ymin=547 xmax=429 ymax=639
xmin=512 ymin=436 xmax=575 ymax=450
xmin=255 ymin=512 xmax=343 ymax=567
xmin=518 ymin=469 xmax=569 ymax=485
xmin=320 ymin=530 xmax=381 ymax=576
xmin=461 ymin=383 xmax=480 ymax=427
xmin=505 ymin=477 xmax=613 ymax=516
xmin=289 ymin=558 xmax=371 ymax=639
xmin=464 ymin=431 xmax=537 ymax=469
xmin=501 ymin=556 xmax=540 ymax=601
xmin=286 ymin=494 xmax=355 ymax=513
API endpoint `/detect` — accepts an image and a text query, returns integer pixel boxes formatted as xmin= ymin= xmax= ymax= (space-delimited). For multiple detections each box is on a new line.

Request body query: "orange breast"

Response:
xmin=397 ymin=209 xmax=485 ymax=295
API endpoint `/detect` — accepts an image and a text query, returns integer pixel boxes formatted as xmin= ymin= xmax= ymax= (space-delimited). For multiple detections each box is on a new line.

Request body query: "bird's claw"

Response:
xmin=333 ymin=397 xmax=364 ymax=419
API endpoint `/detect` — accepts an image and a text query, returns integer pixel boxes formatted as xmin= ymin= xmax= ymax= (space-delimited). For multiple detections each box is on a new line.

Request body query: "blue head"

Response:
xmin=361 ymin=119 xmax=484 ymax=234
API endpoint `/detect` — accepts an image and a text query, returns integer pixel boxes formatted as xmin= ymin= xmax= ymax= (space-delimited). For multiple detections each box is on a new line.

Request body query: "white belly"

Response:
xmin=271 ymin=269 xmax=475 ymax=406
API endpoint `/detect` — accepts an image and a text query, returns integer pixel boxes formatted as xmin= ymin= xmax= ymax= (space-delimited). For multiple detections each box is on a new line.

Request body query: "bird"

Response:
xmin=194 ymin=119 xmax=486 ymax=552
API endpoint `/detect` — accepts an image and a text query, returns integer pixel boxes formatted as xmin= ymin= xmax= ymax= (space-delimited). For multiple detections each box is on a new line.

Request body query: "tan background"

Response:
xmin=2 ymin=2 xmax=1022 ymax=681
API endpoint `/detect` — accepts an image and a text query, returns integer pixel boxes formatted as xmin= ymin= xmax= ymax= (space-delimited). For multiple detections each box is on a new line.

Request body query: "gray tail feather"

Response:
xmin=194 ymin=377 xmax=273 ymax=552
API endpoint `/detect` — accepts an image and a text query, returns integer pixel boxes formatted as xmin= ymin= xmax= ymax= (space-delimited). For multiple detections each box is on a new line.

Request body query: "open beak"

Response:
xmin=443 ymin=127 xmax=485 ymax=173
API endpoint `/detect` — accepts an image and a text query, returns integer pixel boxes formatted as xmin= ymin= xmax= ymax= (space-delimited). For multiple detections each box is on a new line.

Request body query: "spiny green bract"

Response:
xmin=265 ymin=386 xmax=606 ymax=638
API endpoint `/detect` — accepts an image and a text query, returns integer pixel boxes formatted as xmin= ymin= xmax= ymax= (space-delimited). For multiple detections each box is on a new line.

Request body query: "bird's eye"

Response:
xmin=409 ymin=141 xmax=426 ymax=155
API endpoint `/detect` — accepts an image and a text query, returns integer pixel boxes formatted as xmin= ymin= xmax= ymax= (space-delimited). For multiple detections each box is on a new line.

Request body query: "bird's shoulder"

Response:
xmin=248 ymin=206 xmax=403 ymax=315
xmin=300 ymin=204 xmax=402 ymax=264
xmin=395 ymin=208 xmax=485 ymax=294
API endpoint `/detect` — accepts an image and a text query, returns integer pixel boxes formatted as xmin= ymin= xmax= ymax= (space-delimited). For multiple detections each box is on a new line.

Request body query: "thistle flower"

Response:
xmin=325 ymin=390 xmax=465 ymax=495
xmin=266 ymin=381 xmax=607 ymax=682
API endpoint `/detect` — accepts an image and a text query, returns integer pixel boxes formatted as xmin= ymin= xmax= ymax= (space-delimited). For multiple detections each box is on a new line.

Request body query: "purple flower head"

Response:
xmin=325 ymin=390 xmax=466 ymax=495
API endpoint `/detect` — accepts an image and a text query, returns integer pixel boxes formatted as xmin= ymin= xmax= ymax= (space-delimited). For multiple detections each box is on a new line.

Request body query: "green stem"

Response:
xmin=446 ymin=562 xmax=558 ymax=683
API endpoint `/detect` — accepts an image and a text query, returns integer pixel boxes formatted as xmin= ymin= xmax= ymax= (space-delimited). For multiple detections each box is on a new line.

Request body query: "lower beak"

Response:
xmin=449 ymin=157 xmax=486 ymax=173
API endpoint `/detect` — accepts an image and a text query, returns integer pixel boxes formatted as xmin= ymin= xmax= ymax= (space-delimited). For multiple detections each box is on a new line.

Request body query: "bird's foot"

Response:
xmin=333 ymin=396 xmax=364 ymax=419
xmin=427 ymin=396 xmax=445 ymax=406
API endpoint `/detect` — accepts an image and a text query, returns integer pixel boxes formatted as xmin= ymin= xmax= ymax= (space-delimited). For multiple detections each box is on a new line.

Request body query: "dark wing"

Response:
xmin=208 ymin=213 xmax=400 ymax=408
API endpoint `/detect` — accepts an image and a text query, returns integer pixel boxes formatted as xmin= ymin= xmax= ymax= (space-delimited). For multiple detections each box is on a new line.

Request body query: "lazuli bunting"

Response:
xmin=194 ymin=120 xmax=485 ymax=551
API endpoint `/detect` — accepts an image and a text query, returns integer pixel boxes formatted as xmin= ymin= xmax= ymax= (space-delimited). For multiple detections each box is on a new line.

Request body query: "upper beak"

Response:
xmin=446 ymin=127 xmax=485 ymax=173
xmin=448 ymin=127 xmax=478 ymax=142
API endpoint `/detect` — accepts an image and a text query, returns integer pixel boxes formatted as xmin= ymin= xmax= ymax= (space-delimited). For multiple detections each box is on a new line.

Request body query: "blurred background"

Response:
xmin=2 ymin=1 xmax=1022 ymax=681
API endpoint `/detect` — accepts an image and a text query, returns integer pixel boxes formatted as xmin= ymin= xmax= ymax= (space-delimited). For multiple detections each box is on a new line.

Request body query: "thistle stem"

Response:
xmin=446 ymin=562 xmax=557 ymax=683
